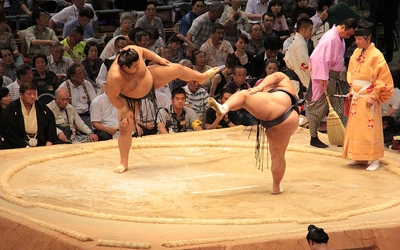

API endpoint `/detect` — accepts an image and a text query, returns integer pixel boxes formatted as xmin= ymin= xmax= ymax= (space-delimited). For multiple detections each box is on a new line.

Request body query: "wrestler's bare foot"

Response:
xmin=271 ymin=188 xmax=284 ymax=195
xmin=114 ymin=164 xmax=128 ymax=173
xmin=347 ymin=160 xmax=368 ymax=166
xmin=208 ymin=97 xmax=228 ymax=115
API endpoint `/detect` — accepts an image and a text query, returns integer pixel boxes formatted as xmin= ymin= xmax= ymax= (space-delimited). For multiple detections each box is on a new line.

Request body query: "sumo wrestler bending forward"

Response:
xmin=208 ymin=72 xmax=299 ymax=194
xmin=106 ymin=46 xmax=219 ymax=173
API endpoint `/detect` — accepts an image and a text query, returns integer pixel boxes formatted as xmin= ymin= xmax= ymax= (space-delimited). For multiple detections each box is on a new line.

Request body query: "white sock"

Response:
xmin=366 ymin=160 xmax=380 ymax=171
xmin=221 ymin=104 xmax=229 ymax=114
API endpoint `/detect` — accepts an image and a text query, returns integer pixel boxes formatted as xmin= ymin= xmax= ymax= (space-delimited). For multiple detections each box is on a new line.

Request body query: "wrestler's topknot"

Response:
xmin=118 ymin=48 xmax=139 ymax=68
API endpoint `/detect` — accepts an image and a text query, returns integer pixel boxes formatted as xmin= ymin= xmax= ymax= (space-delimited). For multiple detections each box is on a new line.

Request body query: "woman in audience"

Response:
xmin=254 ymin=58 xmax=280 ymax=87
xmin=192 ymin=50 xmax=213 ymax=91
xmin=0 ymin=59 xmax=13 ymax=87
xmin=134 ymin=2 xmax=165 ymax=42
xmin=81 ymin=41 xmax=103 ymax=87
xmin=167 ymin=33 xmax=195 ymax=63
xmin=209 ymin=54 xmax=239 ymax=98
xmin=234 ymin=34 xmax=252 ymax=76
xmin=0 ymin=15 xmax=23 ymax=65
xmin=267 ymin=0 xmax=290 ymax=42
xmin=31 ymin=53 xmax=59 ymax=103
xmin=113 ymin=12 xmax=133 ymax=37
xmin=0 ymin=47 xmax=19 ymax=81
xmin=147 ymin=27 xmax=164 ymax=52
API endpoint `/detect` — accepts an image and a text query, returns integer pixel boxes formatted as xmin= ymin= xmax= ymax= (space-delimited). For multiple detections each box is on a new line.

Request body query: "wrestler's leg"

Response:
xmin=266 ymin=111 xmax=298 ymax=194
xmin=149 ymin=64 xmax=220 ymax=89
xmin=115 ymin=106 xmax=136 ymax=173
xmin=208 ymin=90 xmax=249 ymax=115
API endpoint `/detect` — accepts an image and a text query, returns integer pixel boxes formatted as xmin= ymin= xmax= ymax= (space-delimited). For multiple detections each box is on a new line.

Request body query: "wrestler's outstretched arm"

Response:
xmin=123 ymin=45 xmax=170 ymax=66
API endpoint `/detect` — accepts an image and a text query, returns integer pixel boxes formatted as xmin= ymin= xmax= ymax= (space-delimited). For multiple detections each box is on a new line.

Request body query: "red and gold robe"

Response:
xmin=343 ymin=43 xmax=394 ymax=161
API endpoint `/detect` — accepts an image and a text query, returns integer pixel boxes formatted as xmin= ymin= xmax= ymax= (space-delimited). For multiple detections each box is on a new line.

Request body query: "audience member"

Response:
xmin=31 ymin=53 xmax=59 ymax=103
xmin=81 ymin=41 xmax=103 ymax=86
xmin=134 ymin=30 xmax=151 ymax=49
xmin=224 ymin=66 xmax=250 ymax=93
xmin=254 ymin=58 xmax=281 ymax=87
xmin=261 ymin=12 xmax=281 ymax=44
xmin=292 ymin=0 xmax=316 ymax=23
xmin=306 ymin=225 xmax=332 ymax=250
xmin=223 ymin=18 xmax=250 ymax=49
xmin=199 ymin=23 xmax=233 ymax=68
xmin=49 ymin=0 xmax=97 ymax=30
xmin=157 ymin=87 xmax=202 ymax=133
xmin=47 ymin=43 xmax=75 ymax=83
xmin=224 ymin=66 xmax=256 ymax=125
xmin=391 ymin=60 xmax=400 ymax=90
xmin=0 ymin=47 xmax=19 ymax=81
xmin=7 ymin=64 xmax=33 ymax=101
xmin=60 ymin=26 xmax=86 ymax=60
xmin=187 ymin=0 xmax=225 ymax=49
xmin=251 ymin=38 xmax=285 ymax=78
xmin=179 ymin=0 xmax=204 ymax=37
xmin=0 ymin=82 xmax=58 ymax=149
xmin=282 ymin=18 xmax=313 ymax=99
xmin=58 ymin=63 xmax=97 ymax=127
xmin=113 ymin=12 xmax=133 ymax=37
xmin=134 ymin=2 xmax=165 ymax=42
xmin=25 ymin=8 xmax=59 ymax=57
xmin=62 ymin=7 xmax=95 ymax=39
xmin=245 ymin=0 xmax=270 ymax=24
xmin=245 ymin=23 xmax=264 ymax=58
xmin=0 ymin=59 xmax=13 ymax=87
xmin=206 ymin=88 xmax=238 ymax=129
xmin=192 ymin=50 xmax=213 ymax=91
xmin=307 ymin=18 xmax=357 ymax=148
xmin=90 ymin=92 xmax=119 ymax=141
xmin=220 ymin=0 xmax=250 ymax=32
xmin=183 ymin=77 xmax=209 ymax=121
xmin=147 ymin=27 xmax=164 ymax=52
xmin=166 ymin=33 xmax=195 ymax=63
xmin=0 ymin=87 xmax=11 ymax=115
xmin=137 ymin=91 xmax=171 ymax=136
xmin=0 ymin=15 xmax=23 ymax=64
xmin=48 ymin=87 xmax=98 ymax=143
xmin=210 ymin=54 xmax=238 ymax=97
xmin=234 ymin=34 xmax=253 ymax=75
xmin=382 ymin=88 xmax=400 ymax=123
xmin=9 ymin=0 xmax=34 ymax=29
xmin=267 ymin=0 xmax=290 ymax=42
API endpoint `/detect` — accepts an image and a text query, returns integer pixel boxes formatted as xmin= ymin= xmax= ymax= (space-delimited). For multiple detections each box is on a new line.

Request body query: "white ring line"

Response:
xmin=191 ymin=185 xmax=259 ymax=194
xmin=171 ymin=173 xmax=226 ymax=181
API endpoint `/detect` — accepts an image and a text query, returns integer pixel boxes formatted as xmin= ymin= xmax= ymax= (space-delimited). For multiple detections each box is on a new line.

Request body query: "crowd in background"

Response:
xmin=0 ymin=0 xmax=399 ymax=150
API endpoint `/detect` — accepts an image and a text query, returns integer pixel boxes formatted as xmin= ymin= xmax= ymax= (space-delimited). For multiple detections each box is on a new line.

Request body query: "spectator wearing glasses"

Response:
xmin=60 ymin=26 xmax=86 ymax=60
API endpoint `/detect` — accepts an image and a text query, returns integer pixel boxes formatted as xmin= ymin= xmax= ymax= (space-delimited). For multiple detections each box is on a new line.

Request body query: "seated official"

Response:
xmin=206 ymin=88 xmax=239 ymax=129
xmin=48 ymin=88 xmax=98 ymax=143
xmin=0 ymin=82 xmax=59 ymax=149
xmin=157 ymin=87 xmax=202 ymax=134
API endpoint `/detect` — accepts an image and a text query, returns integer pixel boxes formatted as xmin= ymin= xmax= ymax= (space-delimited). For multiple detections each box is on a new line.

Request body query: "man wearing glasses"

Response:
xmin=60 ymin=26 xmax=86 ymax=60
